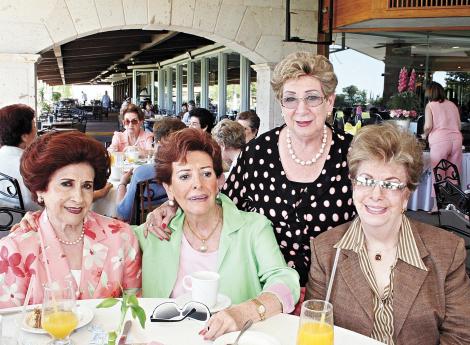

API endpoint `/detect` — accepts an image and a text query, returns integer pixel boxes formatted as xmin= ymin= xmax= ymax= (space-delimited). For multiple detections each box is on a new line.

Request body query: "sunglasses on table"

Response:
xmin=124 ymin=119 xmax=140 ymax=125
xmin=150 ymin=301 xmax=211 ymax=323
xmin=352 ymin=175 xmax=406 ymax=191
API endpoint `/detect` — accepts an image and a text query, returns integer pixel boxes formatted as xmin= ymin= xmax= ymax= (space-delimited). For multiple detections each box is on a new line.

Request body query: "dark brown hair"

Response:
xmin=20 ymin=131 xmax=110 ymax=204
xmin=425 ymin=81 xmax=446 ymax=103
xmin=155 ymin=128 xmax=223 ymax=185
xmin=189 ymin=108 xmax=214 ymax=133
xmin=153 ymin=117 xmax=186 ymax=142
xmin=0 ymin=104 xmax=35 ymax=146
xmin=123 ymin=103 xmax=145 ymax=121
xmin=236 ymin=110 xmax=260 ymax=131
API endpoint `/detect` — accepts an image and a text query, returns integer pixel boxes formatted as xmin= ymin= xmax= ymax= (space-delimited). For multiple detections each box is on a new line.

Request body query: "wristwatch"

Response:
xmin=252 ymin=298 xmax=266 ymax=321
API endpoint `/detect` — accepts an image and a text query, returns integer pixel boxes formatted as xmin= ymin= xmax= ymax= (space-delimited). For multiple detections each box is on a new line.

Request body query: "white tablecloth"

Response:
xmin=407 ymin=152 xmax=470 ymax=211
xmin=1 ymin=298 xmax=385 ymax=345
xmin=92 ymin=179 xmax=120 ymax=218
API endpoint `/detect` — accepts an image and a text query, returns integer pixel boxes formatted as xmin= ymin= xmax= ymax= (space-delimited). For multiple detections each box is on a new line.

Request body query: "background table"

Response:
xmin=2 ymin=298 xmax=385 ymax=345
xmin=92 ymin=179 xmax=120 ymax=218
xmin=408 ymin=151 xmax=470 ymax=211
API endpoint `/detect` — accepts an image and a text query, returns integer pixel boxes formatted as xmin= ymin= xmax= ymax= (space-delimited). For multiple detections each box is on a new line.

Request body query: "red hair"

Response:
xmin=156 ymin=128 xmax=223 ymax=185
xmin=20 ymin=131 xmax=110 ymax=204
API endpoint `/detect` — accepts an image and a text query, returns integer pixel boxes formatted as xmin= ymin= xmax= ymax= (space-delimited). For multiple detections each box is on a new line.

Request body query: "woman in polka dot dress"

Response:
xmin=146 ymin=52 xmax=356 ymax=286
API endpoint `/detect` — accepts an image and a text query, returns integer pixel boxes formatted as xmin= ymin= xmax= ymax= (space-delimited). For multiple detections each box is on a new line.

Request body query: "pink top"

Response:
xmin=108 ymin=129 xmax=154 ymax=152
xmin=170 ymin=234 xmax=295 ymax=312
xmin=170 ymin=234 xmax=218 ymax=298
xmin=0 ymin=210 xmax=142 ymax=307
xmin=428 ymin=100 xmax=462 ymax=145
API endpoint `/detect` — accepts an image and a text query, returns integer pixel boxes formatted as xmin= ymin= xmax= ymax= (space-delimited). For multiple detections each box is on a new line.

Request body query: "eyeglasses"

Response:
xmin=281 ymin=95 xmax=324 ymax=109
xmin=352 ymin=176 xmax=406 ymax=191
xmin=124 ymin=119 xmax=139 ymax=125
xmin=150 ymin=301 xmax=211 ymax=323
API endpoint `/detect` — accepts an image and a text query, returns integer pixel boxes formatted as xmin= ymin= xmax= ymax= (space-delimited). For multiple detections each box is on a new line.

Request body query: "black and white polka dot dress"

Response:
xmin=223 ymin=124 xmax=356 ymax=285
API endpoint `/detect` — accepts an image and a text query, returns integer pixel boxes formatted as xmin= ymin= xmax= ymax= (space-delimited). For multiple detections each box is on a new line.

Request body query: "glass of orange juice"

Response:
xmin=297 ymin=299 xmax=334 ymax=345
xmin=42 ymin=282 xmax=79 ymax=345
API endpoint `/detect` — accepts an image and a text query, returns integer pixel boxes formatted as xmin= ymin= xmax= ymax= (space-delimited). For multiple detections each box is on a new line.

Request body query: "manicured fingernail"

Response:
xmin=162 ymin=223 xmax=167 ymax=229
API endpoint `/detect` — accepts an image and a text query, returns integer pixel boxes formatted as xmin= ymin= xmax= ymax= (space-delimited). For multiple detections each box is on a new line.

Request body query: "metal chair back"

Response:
xmin=0 ymin=206 xmax=26 ymax=235
xmin=433 ymin=158 xmax=461 ymax=186
xmin=0 ymin=172 xmax=25 ymax=210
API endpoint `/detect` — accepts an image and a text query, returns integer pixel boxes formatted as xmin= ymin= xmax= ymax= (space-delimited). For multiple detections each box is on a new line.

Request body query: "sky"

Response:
xmin=330 ymin=48 xmax=447 ymax=100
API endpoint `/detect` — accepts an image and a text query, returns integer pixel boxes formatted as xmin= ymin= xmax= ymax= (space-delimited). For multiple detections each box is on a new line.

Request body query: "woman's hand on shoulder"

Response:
xmin=144 ymin=202 xmax=177 ymax=240
xmin=201 ymin=306 xmax=244 ymax=340
xmin=10 ymin=211 xmax=41 ymax=233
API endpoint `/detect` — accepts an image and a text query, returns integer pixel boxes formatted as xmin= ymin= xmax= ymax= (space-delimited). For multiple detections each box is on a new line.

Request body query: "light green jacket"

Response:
xmin=133 ymin=193 xmax=300 ymax=305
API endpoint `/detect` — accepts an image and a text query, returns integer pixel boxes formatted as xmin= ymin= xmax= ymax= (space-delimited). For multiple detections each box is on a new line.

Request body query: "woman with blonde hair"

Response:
xmin=211 ymin=119 xmax=245 ymax=176
xmin=147 ymin=52 xmax=356 ymax=291
xmin=306 ymin=123 xmax=470 ymax=345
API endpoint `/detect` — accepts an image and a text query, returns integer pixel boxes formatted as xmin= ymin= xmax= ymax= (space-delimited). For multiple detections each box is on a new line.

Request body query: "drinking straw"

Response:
xmin=320 ymin=247 xmax=341 ymax=326
xmin=22 ymin=274 xmax=36 ymax=314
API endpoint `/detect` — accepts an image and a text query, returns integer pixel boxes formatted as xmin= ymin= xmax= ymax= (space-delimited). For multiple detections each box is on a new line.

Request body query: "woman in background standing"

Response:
xmin=424 ymin=81 xmax=463 ymax=210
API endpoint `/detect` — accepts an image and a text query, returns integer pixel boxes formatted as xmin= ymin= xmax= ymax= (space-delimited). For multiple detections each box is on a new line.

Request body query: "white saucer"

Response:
xmin=214 ymin=330 xmax=281 ymax=345
xmin=175 ymin=293 xmax=231 ymax=313
xmin=20 ymin=305 xmax=94 ymax=334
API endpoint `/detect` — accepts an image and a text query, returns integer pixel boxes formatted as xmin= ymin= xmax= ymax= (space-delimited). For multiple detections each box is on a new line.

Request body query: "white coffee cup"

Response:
xmin=109 ymin=165 xmax=122 ymax=181
xmin=182 ymin=271 xmax=219 ymax=308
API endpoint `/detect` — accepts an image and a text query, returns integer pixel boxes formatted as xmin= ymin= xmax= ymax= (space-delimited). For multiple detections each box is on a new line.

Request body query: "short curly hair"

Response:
xmin=20 ymin=131 xmax=110 ymax=204
xmin=348 ymin=123 xmax=423 ymax=191
xmin=123 ymin=103 xmax=145 ymax=121
xmin=212 ymin=119 xmax=246 ymax=150
xmin=155 ymin=128 xmax=223 ymax=185
xmin=153 ymin=117 xmax=186 ymax=142
xmin=271 ymin=52 xmax=338 ymax=100
xmin=0 ymin=104 xmax=35 ymax=147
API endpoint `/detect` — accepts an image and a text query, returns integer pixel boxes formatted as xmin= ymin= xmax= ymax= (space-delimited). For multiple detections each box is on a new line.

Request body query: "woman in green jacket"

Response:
xmin=133 ymin=128 xmax=300 ymax=340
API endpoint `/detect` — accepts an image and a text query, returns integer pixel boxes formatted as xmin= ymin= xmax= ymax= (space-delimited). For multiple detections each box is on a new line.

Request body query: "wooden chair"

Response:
xmin=0 ymin=172 xmax=25 ymax=210
xmin=0 ymin=206 xmax=26 ymax=235
xmin=130 ymin=179 xmax=168 ymax=225
xmin=433 ymin=158 xmax=461 ymax=186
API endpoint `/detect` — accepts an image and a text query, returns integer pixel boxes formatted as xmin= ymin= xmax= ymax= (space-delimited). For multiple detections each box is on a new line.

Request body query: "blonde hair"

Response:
xmin=348 ymin=123 xmax=423 ymax=191
xmin=211 ymin=119 xmax=246 ymax=150
xmin=271 ymin=52 xmax=337 ymax=100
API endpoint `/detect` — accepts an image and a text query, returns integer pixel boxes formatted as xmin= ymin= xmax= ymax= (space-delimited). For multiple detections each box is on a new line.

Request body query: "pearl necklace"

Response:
xmin=185 ymin=209 xmax=222 ymax=253
xmin=56 ymin=226 xmax=85 ymax=245
xmin=286 ymin=125 xmax=327 ymax=166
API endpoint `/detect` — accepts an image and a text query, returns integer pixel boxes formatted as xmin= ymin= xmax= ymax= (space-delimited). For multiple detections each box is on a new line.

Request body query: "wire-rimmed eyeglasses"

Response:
xmin=281 ymin=95 xmax=325 ymax=109
xmin=351 ymin=175 xmax=406 ymax=191
xmin=150 ymin=301 xmax=211 ymax=323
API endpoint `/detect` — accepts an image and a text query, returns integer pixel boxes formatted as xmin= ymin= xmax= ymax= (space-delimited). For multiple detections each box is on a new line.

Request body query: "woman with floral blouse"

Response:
xmin=0 ymin=131 xmax=141 ymax=307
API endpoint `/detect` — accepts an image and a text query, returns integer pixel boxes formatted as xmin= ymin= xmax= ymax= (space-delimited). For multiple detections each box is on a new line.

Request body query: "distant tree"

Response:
xmin=445 ymin=72 xmax=470 ymax=104
xmin=334 ymin=94 xmax=347 ymax=108
xmin=342 ymin=85 xmax=359 ymax=106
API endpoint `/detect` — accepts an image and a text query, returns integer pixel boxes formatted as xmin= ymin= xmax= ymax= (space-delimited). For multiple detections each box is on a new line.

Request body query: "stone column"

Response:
xmin=0 ymin=54 xmax=40 ymax=109
xmin=240 ymin=56 xmax=250 ymax=112
xmin=251 ymin=63 xmax=282 ymax=135
xmin=217 ymin=52 xmax=227 ymax=120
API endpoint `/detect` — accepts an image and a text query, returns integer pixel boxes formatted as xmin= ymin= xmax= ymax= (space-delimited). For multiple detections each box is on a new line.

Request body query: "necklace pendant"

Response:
xmin=375 ymin=253 xmax=382 ymax=261
xmin=200 ymin=241 xmax=208 ymax=253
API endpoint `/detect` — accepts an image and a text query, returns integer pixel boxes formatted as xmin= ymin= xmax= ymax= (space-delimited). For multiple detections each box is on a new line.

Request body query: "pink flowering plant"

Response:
xmin=388 ymin=67 xmax=420 ymax=119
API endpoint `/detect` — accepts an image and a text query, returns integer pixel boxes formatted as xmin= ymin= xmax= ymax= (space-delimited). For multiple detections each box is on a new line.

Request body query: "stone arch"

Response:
xmin=0 ymin=0 xmax=317 ymax=129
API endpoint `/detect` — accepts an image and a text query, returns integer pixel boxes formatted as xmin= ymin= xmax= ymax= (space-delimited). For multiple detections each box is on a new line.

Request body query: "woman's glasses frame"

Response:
xmin=124 ymin=118 xmax=140 ymax=126
xmin=280 ymin=95 xmax=325 ymax=109
xmin=352 ymin=175 xmax=406 ymax=191
xmin=150 ymin=301 xmax=211 ymax=323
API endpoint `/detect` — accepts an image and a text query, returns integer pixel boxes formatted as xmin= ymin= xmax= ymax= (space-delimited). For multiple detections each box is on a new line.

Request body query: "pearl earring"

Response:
xmin=38 ymin=195 xmax=44 ymax=203
xmin=168 ymin=200 xmax=175 ymax=207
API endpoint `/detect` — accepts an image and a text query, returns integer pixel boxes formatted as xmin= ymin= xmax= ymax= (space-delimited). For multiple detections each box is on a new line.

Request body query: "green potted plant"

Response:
xmin=96 ymin=292 xmax=146 ymax=345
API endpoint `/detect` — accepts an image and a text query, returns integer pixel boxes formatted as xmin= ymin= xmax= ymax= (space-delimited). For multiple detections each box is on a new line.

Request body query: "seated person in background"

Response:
xmin=133 ymin=128 xmax=299 ymax=340
xmin=0 ymin=131 xmax=141 ymax=307
xmin=236 ymin=110 xmax=260 ymax=143
xmin=143 ymin=100 xmax=156 ymax=118
xmin=116 ymin=118 xmax=186 ymax=222
xmin=211 ymin=119 xmax=245 ymax=177
xmin=108 ymin=103 xmax=153 ymax=154
xmin=182 ymin=100 xmax=195 ymax=125
xmin=306 ymin=123 xmax=470 ymax=345
xmin=188 ymin=107 xmax=214 ymax=134
xmin=0 ymin=104 xmax=39 ymax=211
